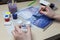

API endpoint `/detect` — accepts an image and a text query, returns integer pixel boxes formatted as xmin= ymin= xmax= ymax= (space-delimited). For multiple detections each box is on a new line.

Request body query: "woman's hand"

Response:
xmin=12 ymin=25 xmax=32 ymax=40
xmin=40 ymin=6 xmax=55 ymax=18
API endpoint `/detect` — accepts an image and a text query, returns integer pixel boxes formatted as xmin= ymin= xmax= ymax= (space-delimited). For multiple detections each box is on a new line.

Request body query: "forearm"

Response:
xmin=53 ymin=14 xmax=60 ymax=21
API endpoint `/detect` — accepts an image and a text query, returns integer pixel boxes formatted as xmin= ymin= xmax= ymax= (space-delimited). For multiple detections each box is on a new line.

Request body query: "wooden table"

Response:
xmin=0 ymin=0 xmax=60 ymax=40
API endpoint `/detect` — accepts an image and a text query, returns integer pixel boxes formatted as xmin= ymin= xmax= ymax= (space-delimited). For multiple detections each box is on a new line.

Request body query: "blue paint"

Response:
xmin=5 ymin=15 xmax=8 ymax=17
xmin=12 ymin=13 xmax=17 ymax=19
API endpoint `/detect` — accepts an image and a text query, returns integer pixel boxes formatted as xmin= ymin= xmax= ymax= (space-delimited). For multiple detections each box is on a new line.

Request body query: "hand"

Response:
xmin=40 ymin=6 xmax=56 ymax=18
xmin=12 ymin=25 xmax=32 ymax=40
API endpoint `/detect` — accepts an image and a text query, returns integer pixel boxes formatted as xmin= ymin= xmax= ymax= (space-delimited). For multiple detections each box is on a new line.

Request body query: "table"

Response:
xmin=0 ymin=0 xmax=60 ymax=40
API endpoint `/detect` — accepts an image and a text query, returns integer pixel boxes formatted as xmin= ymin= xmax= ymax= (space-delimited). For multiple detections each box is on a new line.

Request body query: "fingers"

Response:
xmin=26 ymin=25 xmax=31 ymax=33
xmin=40 ymin=11 xmax=46 ymax=14
xmin=12 ymin=30 xmax=18 ymax=37
xmin=13 ymin=24 xmax=31 ymax=35
xmin=46 ymin=6 xmax=52 ymax=11
xmin=12 ymin=25 xmax=23 ymax=37
xmin=40 ymin=6 xmax=50 ymax=15
xmin=12 ymin=31 xmax=16 ymax=36
xmin=40 ymin=6 xmax=51 ymax=11
xmin=15 ymin=25 xmax=22 ymax=33
xmin=40 ymin=6 xmax=47 ymax=14
xmin=40 ymin=6 xmax=46 ymax=11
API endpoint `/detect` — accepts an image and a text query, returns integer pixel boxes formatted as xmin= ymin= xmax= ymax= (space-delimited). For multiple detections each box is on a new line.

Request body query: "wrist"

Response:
xmin=53 ymin=13 xmax=57 ymax=19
